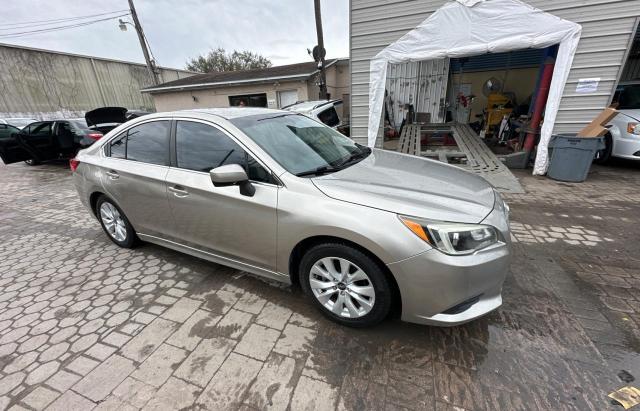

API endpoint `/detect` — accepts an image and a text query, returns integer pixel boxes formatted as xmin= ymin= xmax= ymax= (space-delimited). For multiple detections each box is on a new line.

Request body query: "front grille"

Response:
xmin=442 ymin=295 xmax=481 ymax=315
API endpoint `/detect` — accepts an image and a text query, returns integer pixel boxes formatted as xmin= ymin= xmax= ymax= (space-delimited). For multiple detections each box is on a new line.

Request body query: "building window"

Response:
xmin=229 ymin=93 xmax=267 ymax=107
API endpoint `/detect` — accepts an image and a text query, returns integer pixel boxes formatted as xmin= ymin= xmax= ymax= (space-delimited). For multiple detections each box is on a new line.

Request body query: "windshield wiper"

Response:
xmin=335 ymin=147 xmax=372 ymax=168
xmin=295 ymin=165 xmax=340 ymax=177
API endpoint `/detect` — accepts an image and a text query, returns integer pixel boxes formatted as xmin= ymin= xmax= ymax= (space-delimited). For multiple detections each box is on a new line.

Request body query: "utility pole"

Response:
xmin=128 ymin=0 xmax=159 ymax=85
xmin=314 ymin=0 xmax=328 ymax=100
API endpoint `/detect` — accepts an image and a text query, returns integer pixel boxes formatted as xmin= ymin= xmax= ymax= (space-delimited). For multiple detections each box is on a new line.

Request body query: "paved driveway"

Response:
xmin=0 ymin=160 xmax=638 ymax=410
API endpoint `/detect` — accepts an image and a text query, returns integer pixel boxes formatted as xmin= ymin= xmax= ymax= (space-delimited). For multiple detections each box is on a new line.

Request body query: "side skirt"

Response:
xmin=137 ymin=233 xmax=291 ymax=285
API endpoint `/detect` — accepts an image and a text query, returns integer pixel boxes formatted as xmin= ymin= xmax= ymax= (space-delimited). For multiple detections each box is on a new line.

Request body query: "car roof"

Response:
xmin=170 ymin=107 xmax=290 ymax=120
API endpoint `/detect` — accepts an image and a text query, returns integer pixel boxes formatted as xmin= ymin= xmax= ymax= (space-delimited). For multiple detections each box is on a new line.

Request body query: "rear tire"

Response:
xmin=594 ymin=134 xmax=612 ymax=164
xmin=95 ymin=195 xmax=138 ymax=248
xmin=299 ymin=243 xmax=392 ymax=327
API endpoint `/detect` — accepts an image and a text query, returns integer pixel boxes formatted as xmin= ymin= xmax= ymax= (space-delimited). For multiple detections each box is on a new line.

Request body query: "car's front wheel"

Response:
xmin=95 ymin=196 xmax=138 ymax=248
xmin=594 ymin=133 xmax=613 ymax=164
xmin=299 ymin=243 xmax=392 ymax=327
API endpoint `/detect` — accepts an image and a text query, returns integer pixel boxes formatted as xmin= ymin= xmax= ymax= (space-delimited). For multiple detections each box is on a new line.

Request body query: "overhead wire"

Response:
xmin=0 ymin=13 xmax=131 ymax=39
xmin=0 ymin=10 xmax=130 ymax=29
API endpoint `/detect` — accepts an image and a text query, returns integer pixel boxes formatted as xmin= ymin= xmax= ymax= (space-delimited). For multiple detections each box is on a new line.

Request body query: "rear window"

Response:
xmin=317 ymin=106 xmax=340 ymax=127
xmin=613 ymin=84 xmax=640 ymax=110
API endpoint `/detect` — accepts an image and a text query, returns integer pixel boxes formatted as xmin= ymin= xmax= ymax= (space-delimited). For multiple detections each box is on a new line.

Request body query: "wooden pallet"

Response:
xmin=396 ymin=124 xmax=421 ymax=156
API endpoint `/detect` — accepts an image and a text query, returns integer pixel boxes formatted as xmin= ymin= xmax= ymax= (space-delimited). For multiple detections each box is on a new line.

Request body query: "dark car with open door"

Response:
xmin=0 ymin=120 xmax=102 ymax=166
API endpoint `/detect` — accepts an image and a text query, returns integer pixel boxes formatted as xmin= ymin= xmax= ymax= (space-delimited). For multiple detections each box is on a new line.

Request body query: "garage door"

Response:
xmin=278 ymin=90 xmax=299 ymax=108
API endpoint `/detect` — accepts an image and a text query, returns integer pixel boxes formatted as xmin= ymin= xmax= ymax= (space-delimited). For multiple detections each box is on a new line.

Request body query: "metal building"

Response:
xmin=0 ymin=43 xmax=195 ymax=120
xmin=350 ymin=0 xmax=640 ymax=146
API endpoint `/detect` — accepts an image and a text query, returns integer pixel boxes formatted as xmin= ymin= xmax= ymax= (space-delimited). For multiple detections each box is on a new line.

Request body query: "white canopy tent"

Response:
xmin=367 ymin=0 xmax=582 ymax=175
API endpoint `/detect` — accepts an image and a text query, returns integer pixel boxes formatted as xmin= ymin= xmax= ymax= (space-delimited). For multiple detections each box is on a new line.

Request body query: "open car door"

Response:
xmin=0 ymin=124 xmax=31 ymax=164
xmin=0 ymin=122 xmax=57 ymax=164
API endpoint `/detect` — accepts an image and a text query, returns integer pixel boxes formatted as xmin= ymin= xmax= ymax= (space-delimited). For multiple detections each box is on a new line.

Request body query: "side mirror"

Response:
xmin=209 ymin=164 xmax=255 ymax=197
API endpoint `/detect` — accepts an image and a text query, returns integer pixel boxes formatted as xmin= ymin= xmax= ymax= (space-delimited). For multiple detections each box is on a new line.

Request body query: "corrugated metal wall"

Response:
xmin=350 ymin=0 xmax=640 ymax=145
xmin=0 ymin=44 xmax=194 ymax=120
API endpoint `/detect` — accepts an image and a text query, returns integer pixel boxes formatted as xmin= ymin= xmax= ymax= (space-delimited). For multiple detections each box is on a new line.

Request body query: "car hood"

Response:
xmin=311 ymin=149 xmax=496 ymax=224
xmin=85 ymin=107 xmax=128 ymax=127
xmin=618 ymin=109 xmax=640 ymax=121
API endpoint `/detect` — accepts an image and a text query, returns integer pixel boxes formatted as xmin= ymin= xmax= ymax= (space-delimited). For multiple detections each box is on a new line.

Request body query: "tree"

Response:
xmin=186 ymin=48 xmax=272 ymax=73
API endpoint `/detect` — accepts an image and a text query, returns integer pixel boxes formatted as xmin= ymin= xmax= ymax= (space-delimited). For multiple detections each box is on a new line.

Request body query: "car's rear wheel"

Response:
xmin=299 ymin=243 xmax=391 ymax=327
xmin=95 ymin=196 xmax=137 ymax=248
xmin=24 ymin=159 xmax=40 ymax=166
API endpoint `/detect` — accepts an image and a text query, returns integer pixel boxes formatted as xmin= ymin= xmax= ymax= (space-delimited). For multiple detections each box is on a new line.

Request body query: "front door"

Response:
xmin=0 ymin=124 xmax=30 ymax=164
xmin=0 ymin=122 xmax=57 ymax=164
xmin=100 ymin=120 xmax=173 ymax=238
xmin=165 ymin=120 xmax=278 ymax=271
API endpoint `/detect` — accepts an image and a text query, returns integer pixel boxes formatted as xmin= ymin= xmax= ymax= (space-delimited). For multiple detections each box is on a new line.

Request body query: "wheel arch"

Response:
xmin=89 ymin=191 xmax=105 ymax=217
xmin=288 ymin=235 xmax=402 ymax=317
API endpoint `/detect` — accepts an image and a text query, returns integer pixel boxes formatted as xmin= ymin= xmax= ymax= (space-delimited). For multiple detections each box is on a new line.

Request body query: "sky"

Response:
xmin=1 ymin=0 xmax=349 ymax=70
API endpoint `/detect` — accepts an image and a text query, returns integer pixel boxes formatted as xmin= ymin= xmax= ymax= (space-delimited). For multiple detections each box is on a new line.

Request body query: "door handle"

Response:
xmin=105 ymin=170 xmax=119 ymax=179
xmin=168 ymin=186 xmax=189 ymax=197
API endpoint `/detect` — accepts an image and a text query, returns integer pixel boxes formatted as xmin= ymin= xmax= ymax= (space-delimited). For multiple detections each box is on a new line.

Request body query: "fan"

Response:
xmin=482 ymin=77 xmax=503 ymax=97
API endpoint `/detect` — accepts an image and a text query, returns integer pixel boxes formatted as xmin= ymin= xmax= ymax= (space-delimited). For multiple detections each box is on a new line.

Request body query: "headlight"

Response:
xmin=399 ymin=215 xmax=500 ymax=255
xmin=627 ymin=123 xmax=640 ymax=135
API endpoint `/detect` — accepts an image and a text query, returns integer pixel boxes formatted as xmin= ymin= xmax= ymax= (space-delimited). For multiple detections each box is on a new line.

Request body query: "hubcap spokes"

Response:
xmin=100 ymin=203 xmax=127 ymax=242
xmin=309 ymin=257 xmax=375 ymax=318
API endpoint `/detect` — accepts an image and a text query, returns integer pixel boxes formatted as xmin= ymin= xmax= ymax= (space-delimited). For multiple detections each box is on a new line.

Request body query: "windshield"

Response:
xmin=231 ymin=114 xmax=368 ymax=175
xmin=613 ymin=84 xmax=640 ymax=110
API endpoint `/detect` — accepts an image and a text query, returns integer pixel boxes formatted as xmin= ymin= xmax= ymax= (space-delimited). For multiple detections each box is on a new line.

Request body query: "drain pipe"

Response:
xmin=523 ymin=56 xmax=556 ymax=164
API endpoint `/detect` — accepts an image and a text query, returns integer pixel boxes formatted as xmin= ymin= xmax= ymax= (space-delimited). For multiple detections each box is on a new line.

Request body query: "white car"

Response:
xmin=283 ymin=100 xmax=344 ymax=129
xmin=599 ymin=83 xmax=640 ymax=162
xmin=0 ymin=118 xmax=37 ymax=130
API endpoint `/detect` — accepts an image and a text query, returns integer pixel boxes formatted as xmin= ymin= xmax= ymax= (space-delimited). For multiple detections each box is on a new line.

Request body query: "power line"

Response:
xmin=0 ymin=13 xmax=130 ymax=39
xmin=0 ymin=10 xmax=130 ymax=29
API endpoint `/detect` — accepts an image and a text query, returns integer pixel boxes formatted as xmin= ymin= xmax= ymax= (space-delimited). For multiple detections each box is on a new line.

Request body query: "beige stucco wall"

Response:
xmin=150 ymin=79 xmax=310 ymax=112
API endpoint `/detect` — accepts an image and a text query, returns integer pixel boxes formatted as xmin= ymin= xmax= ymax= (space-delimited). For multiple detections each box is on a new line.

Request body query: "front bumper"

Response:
xmin=388 ymin=207 xmax=510 ymax=326
xmin=613 ymin=133 xmax=640 ymax=160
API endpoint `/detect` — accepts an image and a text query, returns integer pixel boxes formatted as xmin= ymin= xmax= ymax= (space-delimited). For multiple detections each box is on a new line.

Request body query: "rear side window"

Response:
xmin=30 ymin=122 xmax=52 ymax=137
xmin=107 ymin=121 xmax=170 ymax=165
xmin=175 ymin=120 xmax=275 ymax=183
xmin=110 ymin=135 xmax=126 ymax=159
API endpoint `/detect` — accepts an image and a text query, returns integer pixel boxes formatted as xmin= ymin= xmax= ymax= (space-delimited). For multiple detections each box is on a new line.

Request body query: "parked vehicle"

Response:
xmin=85 ymin=107 xmax=151 ymax=134
xmin=67 ymin=108 xmax=510 ymax=327
xmin=0 ymin=118 xmax=37 ymax=130
xmin=0 ymin=120 xmax=102 ymax=165
xmin=284 ymin=100 xmax=344 ymax=127
xmin=597 ymin=82 xmax=640 ymax=162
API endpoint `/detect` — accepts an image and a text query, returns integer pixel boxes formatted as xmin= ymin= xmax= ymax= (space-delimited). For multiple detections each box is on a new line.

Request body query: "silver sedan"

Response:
xmin=70 ymin=108 xmax=511 ymax=327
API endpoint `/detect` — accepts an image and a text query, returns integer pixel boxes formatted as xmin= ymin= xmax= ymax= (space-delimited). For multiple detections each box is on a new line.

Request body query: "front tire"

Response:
xmin=95 ymin=196 xmax=138 ymax=248
xmin=594 ymin=134 xmax=612 ymax=164
xmin=299 ymin=243 xmax=392 ymax=327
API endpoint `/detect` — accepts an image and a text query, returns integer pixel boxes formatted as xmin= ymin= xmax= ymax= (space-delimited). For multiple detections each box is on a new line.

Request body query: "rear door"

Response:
xmin=0 ymin=124 xmax=29 ymax=164
xmin=100 ymin=119 xmax=173 ymax=238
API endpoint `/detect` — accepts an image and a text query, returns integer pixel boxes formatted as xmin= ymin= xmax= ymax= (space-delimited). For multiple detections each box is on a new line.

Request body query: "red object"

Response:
xmin=86 ymin=133 xmax=103 ymax=141
xmin=524 ymin=58 xmax=555 ymax=152
xmin=69 ymin=158 xmax=80 ymax=172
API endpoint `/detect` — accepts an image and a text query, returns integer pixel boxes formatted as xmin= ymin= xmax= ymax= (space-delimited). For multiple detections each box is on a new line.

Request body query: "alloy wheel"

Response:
xmin=99 ymin=202 xmax=127 ymax=242
xmin=308 ymin=257 xmax=376 ymax=318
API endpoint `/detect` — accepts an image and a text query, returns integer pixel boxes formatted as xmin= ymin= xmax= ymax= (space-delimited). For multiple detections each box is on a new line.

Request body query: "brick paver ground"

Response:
xmin=0 ymin=160 xmax=639 ymax=410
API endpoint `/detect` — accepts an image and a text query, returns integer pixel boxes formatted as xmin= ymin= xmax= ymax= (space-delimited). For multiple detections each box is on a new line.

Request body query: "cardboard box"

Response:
xmin=577 ymin=108 xmax=618 ymax=138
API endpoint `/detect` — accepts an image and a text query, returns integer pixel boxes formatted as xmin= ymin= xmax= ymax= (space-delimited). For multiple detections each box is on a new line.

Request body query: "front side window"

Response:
xmin=175 ymin=121 xmax=274 ymax=183
xmin=30 ymin=122 xmax=52 ymax=137
xmin=106 ymin=121 xmax=169 ymax=165
xmin=231 ymin=113 xmax=368 ymax=175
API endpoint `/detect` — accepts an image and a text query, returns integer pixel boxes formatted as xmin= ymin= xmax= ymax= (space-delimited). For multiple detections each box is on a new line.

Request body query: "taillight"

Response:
xmin=70 ymin=158 xmax=80 ymax=172
xmin=87 ymin=133 xmax=103 ymax=141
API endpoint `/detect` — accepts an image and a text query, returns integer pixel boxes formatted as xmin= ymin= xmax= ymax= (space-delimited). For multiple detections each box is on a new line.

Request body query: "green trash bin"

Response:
xmin=547 ymin=134 xmax=605 ymax=183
